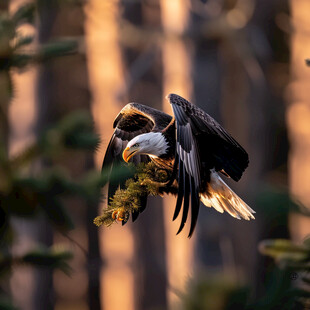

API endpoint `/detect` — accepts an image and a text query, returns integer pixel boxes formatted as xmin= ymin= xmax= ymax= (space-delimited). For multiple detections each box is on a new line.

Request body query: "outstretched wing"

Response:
xmin=168 ymin=93 xmax=249 ymax=237
xmin=102 ymin=102 xmax=172 ymax=224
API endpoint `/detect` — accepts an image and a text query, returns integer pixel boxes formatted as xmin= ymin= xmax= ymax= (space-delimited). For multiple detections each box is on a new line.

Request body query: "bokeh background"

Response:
xmin=1 ymin=0 xmax=310 ymax=309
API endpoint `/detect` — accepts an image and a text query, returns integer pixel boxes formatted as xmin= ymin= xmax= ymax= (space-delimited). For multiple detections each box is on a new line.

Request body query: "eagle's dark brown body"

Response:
xmin=102 ymin=94 xmax=255 ymax=237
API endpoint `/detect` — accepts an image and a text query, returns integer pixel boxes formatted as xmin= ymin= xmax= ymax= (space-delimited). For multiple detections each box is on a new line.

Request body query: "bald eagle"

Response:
xmin=102 ymin=94 xmax=255 ymax=237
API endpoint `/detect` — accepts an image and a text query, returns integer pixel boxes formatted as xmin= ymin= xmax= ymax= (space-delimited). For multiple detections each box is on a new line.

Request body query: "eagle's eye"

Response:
xmin=132 ymin=143 xmax=139 ymax=148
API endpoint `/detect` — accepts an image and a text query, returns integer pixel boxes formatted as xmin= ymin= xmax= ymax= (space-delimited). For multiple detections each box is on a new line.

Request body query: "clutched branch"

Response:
xmin=94 ymin=162 xmax=177 ymax=227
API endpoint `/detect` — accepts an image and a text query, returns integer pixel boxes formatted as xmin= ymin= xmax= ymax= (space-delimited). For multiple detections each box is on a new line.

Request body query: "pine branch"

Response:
xmin=259 ymin=237 xmax=310 ymax=308
xmin=13 ymin=35 xmax=34 ymax=50
xmin=10 ymin=111 xmax=100 ymax=170
xmin=259 ymin=239 xmax=310 ymax=263
xmin=0 ymin=246 xmax=73 ymax=275
xmin=94 ymin=162 xmax=174 ymax=227
xmin=11 ymin=39 xmax=78 ymax=68
xmin=11 ymin=3 xmax=35 ymax=27
xmin=0 ymin=299 xmax=18 ymax=310
xmin=21 ymin=247 xmax=73 ymax=274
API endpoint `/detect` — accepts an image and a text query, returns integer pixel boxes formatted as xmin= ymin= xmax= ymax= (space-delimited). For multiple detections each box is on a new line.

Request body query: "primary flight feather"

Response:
xmin=102 ymin=93 xmax=255 ymax=237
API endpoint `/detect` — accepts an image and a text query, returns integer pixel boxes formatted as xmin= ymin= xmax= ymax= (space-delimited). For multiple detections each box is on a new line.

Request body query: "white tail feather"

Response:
xmin=200 ymin=171 xmax=255 ymax=220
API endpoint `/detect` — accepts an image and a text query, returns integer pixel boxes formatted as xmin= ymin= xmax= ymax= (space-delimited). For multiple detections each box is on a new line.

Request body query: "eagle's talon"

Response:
xmin=111 ymin=209 xmax=129 ymax=222
xmin=111 ymin=210 xmax=118 ymax=220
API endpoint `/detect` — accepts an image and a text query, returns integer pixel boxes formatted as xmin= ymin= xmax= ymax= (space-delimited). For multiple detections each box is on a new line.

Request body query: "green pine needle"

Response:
xmin=11 ymin=3 xmax=36 ymax=26
xmin=22 ymin=247 xmax=73 ymax=274
xmin=0 ymin=246 xmax=73 ymax=275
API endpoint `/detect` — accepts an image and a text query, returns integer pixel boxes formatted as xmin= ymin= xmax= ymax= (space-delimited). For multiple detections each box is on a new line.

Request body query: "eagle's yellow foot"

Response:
xmin=112 ymin=208 xmax=129 ymax=222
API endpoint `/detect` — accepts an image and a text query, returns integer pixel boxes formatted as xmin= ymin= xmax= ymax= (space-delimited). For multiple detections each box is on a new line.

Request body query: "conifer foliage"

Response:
xmin=259 ymin=237 xmax=310 ymax=309
xmin=0 ymin=3 xmax=103 ymax=309
xmin=94 ymin=162 xmax=173 ymax=227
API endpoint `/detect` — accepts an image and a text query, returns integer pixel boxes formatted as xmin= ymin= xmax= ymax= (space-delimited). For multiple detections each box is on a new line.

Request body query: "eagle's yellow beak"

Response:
xmin=122 ymin=146 xmax=139 ymax=163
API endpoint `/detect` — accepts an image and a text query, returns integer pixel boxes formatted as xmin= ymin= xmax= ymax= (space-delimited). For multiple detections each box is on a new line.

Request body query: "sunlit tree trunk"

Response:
xmin=85 ymin=1 xmax=135 ymax=310
xmin=160 ymin=1 xmax=195 ymax=309
xmin=5 ymin=2 xmax=34 ymax=310
xmin=120 ymin=1 xmax=168 ymax=309
xmin=8 ymin=1 xmax=39 ymax=309
xmin=287 ymin=0 xmax=310 ymax=240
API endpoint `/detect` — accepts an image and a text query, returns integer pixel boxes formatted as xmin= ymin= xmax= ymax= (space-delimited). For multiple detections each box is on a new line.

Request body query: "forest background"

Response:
xmin=0 ymin=0 xmax=310 ymax=309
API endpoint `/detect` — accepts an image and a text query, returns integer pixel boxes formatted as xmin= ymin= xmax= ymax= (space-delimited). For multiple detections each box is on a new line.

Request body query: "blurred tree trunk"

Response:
xmin=191 ymin=0 xmax=290 ymax=298
xmin=34 ymin=3 xmax=58 ymax=307
xmin=37 ymin=1 xmax=97 ymax=309
xmin=191 ymin=13 xmax=231 ymax=274
xmin=287 ymin=0 xmax=310 ymax=240
xmin=0 ymin=0 xmax=9 ymax=152
xmin=0 ymin=1 xmax=8 ymax=11
xmin=218 ymin=3 xmax=267 ymax=295
xmin=218 ymin=8 xmax=262 ymax=286
xmin=85 ymin=1 xmax=136 ymax=310
xmin=1 ymin=0 xmax=12 ymax=308
xmin=160 ymin=1 xmax=195 ymax=309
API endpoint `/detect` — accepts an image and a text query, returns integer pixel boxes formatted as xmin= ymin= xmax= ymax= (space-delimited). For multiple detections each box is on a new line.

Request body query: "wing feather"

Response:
xmin=102 ymin=103 xmax=172 ymax=223
xmin=168 ymin=93 xmax=249 ymax=181
xmin=168 ymin=93 xmax=250 ymax=237
xmin=189 ymin=175 xmax=200 ymax=238
xmin=170 ymin=102 xmax=202 ymax=237
xmin=173 ymin=156 xmax=184 ymax=221
xmin=176 ymin=167 xmax=190 ymax=235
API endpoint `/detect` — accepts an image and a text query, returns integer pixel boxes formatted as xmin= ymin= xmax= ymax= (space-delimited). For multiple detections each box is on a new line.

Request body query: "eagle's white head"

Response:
xmin=122 ymin=132 xmax=168 ymax=162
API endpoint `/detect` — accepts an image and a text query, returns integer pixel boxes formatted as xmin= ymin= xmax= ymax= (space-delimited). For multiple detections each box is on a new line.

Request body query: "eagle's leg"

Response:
xmin=140 ymin=164 xmax=177 ymax=195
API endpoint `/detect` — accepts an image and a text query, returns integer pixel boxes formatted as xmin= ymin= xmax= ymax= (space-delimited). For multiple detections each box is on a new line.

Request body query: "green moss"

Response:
xmin=94 ymin=162 xmax=170 ymax=227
